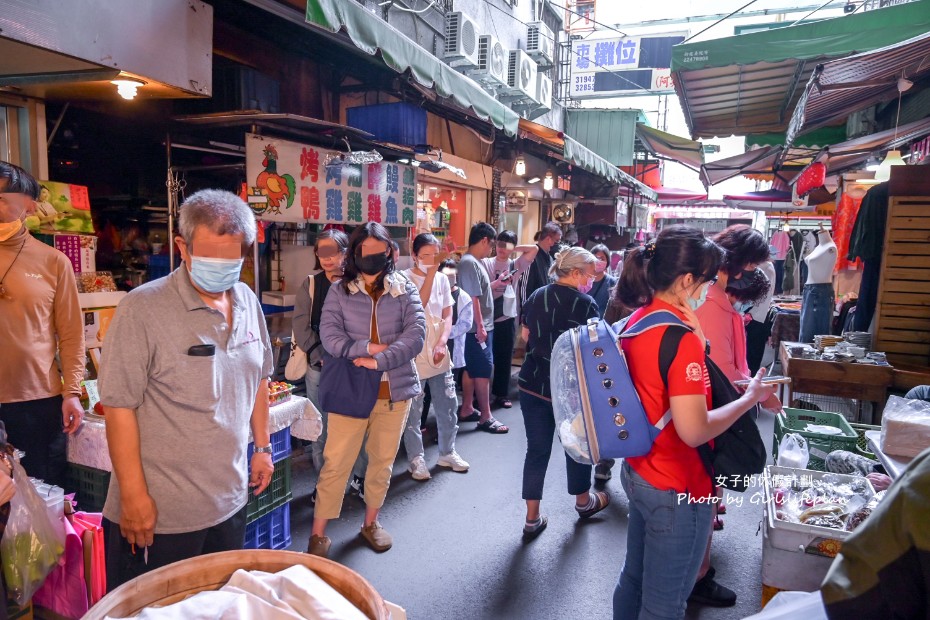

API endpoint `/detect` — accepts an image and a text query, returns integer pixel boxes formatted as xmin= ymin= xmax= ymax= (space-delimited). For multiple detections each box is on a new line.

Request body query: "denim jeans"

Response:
xmin=799 ymin=283 xmax=835 ymax=343
xmin=613 ymin=462 xmax=713 ymax=620
xmin=520 ymin=390 xmax=593 ymax=500
xmin=403 ymin=370 xmax=460 ymax=459
xmin=306 ymin=367 xmax=366 ymax=480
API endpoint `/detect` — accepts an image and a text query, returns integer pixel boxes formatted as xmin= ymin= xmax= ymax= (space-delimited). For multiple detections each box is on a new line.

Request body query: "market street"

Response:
xmin=287 ymin=388 xmax=779 ymax=620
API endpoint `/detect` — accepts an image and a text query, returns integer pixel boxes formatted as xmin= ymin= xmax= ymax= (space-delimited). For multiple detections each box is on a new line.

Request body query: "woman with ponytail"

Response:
xmin=611 ymin=226 xmax=776 ymax=620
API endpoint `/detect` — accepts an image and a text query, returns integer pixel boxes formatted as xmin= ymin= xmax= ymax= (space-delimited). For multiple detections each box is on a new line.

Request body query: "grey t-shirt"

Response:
xmin=98 ymin=267 xmax=273 ymax=534
xmin=458 ymin=253 xmax=494 ymax=333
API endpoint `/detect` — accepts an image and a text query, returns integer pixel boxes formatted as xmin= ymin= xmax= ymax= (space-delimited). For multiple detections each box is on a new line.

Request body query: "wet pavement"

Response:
xmin=285 ymin=389 xmax=778 ymax=620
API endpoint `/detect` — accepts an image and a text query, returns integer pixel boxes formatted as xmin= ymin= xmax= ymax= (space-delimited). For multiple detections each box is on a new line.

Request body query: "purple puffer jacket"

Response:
xmin=320 ymin=271 xmax=425 ymax=402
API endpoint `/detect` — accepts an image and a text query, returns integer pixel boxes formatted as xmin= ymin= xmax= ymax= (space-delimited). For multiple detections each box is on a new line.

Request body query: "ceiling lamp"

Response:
xmin=111 ymin=78 xmax=145 ymax=100
xmin=514 ymin=157 xmax=526 ymax=176
xmin=874 ymin=73 xmax=911 ymax=182
xmin=543 ymin=171 xmax=554 ymax=191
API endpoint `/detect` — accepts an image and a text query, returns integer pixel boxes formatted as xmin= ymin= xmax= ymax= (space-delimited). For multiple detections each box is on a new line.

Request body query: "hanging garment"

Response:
xmin=833 ymin=193 xmax=863 ymax=272
xmin=848 ymin=183 xmax=890 ymax=263
xmin=783 ymin=245 xmax=797 ymax=294
xmin=770 ymin=231 xmax=790 ymax=260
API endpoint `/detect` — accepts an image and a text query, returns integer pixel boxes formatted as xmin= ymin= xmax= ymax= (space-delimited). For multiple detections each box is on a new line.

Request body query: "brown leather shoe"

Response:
xmin=360 ymin=521 xmax=393 ymax=552
xmin=307 ymin=534 xmax=331 ymax=558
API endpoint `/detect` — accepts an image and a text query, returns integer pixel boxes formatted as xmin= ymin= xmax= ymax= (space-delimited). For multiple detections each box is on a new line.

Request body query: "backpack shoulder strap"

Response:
xmin=658 ymin=325 xmax=690 ymax=389
xmin=619 ymin=310 xmax=687 ymax=338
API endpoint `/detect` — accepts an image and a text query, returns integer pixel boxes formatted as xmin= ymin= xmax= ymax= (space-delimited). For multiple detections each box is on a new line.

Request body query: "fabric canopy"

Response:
xmin=563 ymin=135 xmax=658 ymax=201
xmin=787 ymin=30 xmax=930 ymax=145
xmin=700 ymin=146 xmax=783 ymax=187
xmin=723 ymin=189 xmax=814 ymax=212
xmin=745 ymin=126 xmax=847 ymax=151
xmin=654 ymin=186 xmax=708 ymax=204
xmin=652 ymin=205 xmax=753 ymax=219
xmin=809 ymin=116 xmax=930 ymax=175
xmin=635 ymin=124 xmax=705 ymax=170
xmin=670 ymin=0 xmax=930 ymax=138
xmin=305 ymin=0 xmax=519 ymax=137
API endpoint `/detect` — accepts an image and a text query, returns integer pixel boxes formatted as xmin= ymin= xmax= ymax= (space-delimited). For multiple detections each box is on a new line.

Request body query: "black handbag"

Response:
xmin=318 ymin=343 xmax=383 ymax=419
xmin=659 ymin=327 xmax=767 ymax=493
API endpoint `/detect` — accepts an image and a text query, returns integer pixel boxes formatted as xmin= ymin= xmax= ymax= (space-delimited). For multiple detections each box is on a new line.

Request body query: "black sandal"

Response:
xmin=576 ymin=491 xmax=610 ymax=519
xmin=522 ymin=516 xmax=548 ymax=541
xmin=458 ymin=410 xmax=481 ymax=423
xmin=476 ymin=417 xmax=509 ymax=434
xmin=493 ymin=398 xmax=513 ymax=409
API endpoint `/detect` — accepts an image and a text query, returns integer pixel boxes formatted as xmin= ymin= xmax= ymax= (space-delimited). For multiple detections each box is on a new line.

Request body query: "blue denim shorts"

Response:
xmin=464 ymin=331 xmax=494 ymax=378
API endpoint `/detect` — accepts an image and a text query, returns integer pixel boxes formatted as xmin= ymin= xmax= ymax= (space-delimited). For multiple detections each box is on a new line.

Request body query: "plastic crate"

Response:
xmin=850 ymin=422 xmax=880 ymax=459
xmin=243 ymin=502 xmax=291 ymax=550
xmin=761 ymin=465 xmax=875 ymax=593
xmin=247 ymin=426 xmax=292 ymax=464
xmin=773 ymin=408 xmax=858 ymax=471
xmin=67 ymin=463 xmax=111 ymax=513
xmin=245 ymin=457 xmax=292 ymax=522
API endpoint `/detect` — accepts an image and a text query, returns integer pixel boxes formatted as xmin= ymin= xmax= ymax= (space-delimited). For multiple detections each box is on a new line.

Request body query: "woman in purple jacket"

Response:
xmin=308 ymin=223 xmax=425 ymax=559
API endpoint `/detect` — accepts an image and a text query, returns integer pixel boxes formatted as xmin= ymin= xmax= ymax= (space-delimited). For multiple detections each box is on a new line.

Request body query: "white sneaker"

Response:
xmin=408 ymin=456 xmax=431 ymax=481
xmin=437 ymin=451 xmax=470 ymax=472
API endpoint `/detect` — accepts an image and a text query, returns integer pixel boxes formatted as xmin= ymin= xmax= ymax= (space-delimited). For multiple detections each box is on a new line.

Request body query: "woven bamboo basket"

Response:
xmin=83 ymin=550 xmax=390 ymax=619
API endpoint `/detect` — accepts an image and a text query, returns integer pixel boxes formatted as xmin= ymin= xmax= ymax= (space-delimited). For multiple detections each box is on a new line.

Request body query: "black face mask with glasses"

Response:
xmin=356 ymin=252 xmax=390 ymax=275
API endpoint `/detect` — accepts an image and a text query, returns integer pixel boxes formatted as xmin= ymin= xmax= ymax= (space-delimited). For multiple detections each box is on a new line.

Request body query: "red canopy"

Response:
xmin=655 ymin=186 xmax=709 ymax=204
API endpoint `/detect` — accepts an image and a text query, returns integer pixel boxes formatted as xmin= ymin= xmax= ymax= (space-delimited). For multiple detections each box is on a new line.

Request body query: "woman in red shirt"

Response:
xmin=612 ymin=226 xmax=775 ymax=620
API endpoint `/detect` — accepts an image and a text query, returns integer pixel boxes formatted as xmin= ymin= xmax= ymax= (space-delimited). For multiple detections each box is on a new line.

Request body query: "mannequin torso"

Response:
xmin=805 ymin=230 xmax=837 ymax=285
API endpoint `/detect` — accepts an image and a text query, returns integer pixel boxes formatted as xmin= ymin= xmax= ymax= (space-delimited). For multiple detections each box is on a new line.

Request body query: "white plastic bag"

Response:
xmin=881 ymin=394 xmax=930 ymax=457
xmin=743 ymin=590 xmax=827 ymax=620
xmin=777 ymin=433 xmax=810 ymax=469
xmin=1 ymin=460 xmax=66 ymax=605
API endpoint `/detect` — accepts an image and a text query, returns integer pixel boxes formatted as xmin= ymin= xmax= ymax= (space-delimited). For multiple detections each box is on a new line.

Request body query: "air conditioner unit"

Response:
xmin=526 ymin=21 xmax=555 ymax=66
xmin=552 ymin=201 xmax=575 ymax=224
xmin=534 ymin=72 xmax=552 ymax=110
xmin=506 ymin=49 xmax=537 ymax=99
xmin=471 ymin=34 xmax=509 ymax=88
xmin=444 ymin=12 xmax=480 ymax=69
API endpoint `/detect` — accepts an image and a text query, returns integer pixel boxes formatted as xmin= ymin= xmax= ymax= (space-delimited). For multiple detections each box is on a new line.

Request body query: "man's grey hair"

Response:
xmin=549 ymin=246 xmax=596 ymax=279
xmin=178 ymin=189 xmax=256 ymax=247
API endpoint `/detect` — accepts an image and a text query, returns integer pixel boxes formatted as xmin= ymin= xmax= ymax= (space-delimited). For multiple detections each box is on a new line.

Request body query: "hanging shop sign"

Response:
xmin=245 ymin=133 xmax=417 ymax=226
xmin=570 ymin=32 xmax=687 ymax=99
xmin=25 ymin=181 xmax=94 ymax=235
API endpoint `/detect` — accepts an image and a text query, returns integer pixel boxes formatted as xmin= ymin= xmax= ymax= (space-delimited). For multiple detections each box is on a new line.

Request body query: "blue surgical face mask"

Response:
xmin=734 ymin=301 xmax=753 ymax=314
xmin=688 ymin=282 xmax=710 ymax=311
xmin=189 ymin=256 xmax=244 ymax=293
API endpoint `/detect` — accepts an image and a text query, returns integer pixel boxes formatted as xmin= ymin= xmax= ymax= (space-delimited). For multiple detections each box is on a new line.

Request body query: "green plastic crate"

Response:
xmin=245 ymin=457 xmax=292 ymax=523
xmin=773 ymin=408 xmax=858 ymax=471
xmin=67 ymin=463 xmax=111 ymax=513
xmin=850 ymin=422 xmax=880 ymax=460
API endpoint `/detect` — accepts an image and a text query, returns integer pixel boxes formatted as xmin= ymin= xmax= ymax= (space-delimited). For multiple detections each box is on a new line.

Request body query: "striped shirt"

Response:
xmin=518 ymin=283 xmax=598 ymax=400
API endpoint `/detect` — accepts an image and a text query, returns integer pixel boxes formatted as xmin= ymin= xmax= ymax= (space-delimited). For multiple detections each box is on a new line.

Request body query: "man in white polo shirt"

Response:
xmin=99 ymin=189 xmax=273 ymax=588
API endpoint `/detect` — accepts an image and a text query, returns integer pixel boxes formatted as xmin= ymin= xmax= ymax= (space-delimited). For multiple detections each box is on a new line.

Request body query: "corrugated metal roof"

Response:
xmin=564 ymin=109 xmax=644 ymax=167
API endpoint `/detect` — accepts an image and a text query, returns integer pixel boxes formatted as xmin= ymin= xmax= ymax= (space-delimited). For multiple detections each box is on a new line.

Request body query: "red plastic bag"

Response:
xmin=73 ymin=511 xmax=106 ymax=604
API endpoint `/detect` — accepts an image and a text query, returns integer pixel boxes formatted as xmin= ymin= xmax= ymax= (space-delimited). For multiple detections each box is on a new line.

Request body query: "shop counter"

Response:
xmin=68 ymin=396 xmax=315 ymax=472
xmin=865 ymin=430 xmax=913 ymax=479
xmin=779 ymin=342 xmax=894 ymax=424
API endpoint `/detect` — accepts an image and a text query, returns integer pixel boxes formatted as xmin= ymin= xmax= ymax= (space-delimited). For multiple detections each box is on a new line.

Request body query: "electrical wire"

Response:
xmin=378 ymin=0 xmax=438 ymax=14
xmin=544 ymin=0 xmax=628 ymax=37
xmin=683 ymin=0 xmax=762 ymax=43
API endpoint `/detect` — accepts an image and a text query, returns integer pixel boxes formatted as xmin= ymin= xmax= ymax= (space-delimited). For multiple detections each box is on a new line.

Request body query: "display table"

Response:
xmin=770 ymin=312 xmax=800 ymax=349
xmin=865 ymin=430 xmax=913 ymax=479
xmin=68 ymin=396 xmax=315 ymax=472
xmin=779 ymin=342 xmax=894 ymax=423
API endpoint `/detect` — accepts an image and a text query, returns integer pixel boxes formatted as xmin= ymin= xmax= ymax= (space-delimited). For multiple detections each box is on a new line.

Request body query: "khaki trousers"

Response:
xmin=315 ymin=399 xmax=411 ymax=520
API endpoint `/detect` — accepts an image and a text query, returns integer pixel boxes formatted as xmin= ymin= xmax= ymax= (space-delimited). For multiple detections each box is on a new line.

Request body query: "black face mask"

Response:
xmin=356 ymin=252 xmax=390 ymax=276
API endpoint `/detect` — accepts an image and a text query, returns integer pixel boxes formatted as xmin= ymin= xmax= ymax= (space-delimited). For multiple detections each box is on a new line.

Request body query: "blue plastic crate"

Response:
xmin=243 ymin=502 xmax=291 ymax=550
xmin=247 ymin=427 xmax=291 ymax=464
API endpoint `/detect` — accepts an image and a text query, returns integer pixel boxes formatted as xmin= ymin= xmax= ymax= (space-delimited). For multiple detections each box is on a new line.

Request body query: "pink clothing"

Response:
xmin=770 ymin=231 xmax=790 ymax=260
xmin=695 ymin=283 xmax=751 ymax=383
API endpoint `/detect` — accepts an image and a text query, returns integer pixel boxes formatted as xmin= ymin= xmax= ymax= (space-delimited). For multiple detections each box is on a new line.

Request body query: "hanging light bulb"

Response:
xmin=514 ymin=157 xmax=526 ymax=176
xmin=543 ymin=171 xmax=554 ymax=191
xmin=111 ymin=78 xmax=145 ymax=100
xmin=874 ymin=150 xmax=905 ymax=182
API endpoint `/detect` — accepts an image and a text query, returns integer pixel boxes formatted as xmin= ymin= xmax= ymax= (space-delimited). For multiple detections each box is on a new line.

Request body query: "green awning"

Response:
xmin=635 ymin=123 xmax=704 ymax=171
xmin=563 ymin=135 xmax=657 ymax=201
xmin=670 ymin=0 xmax=930 ymax=138
xmin=306 ymin=0 xmax=519 ymax=138
xmin=745 ymin=126 xmax=847 ymax=151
